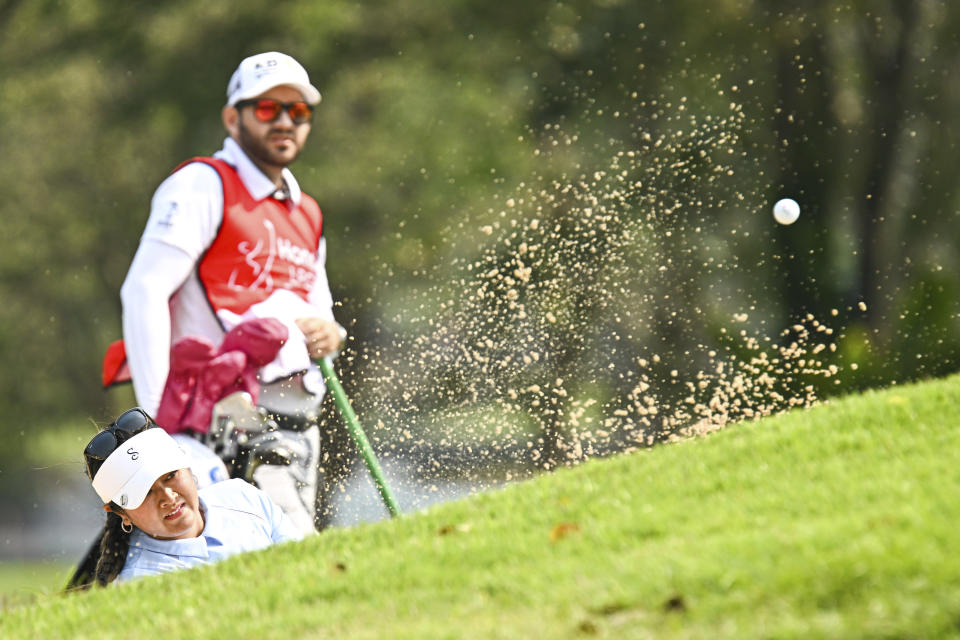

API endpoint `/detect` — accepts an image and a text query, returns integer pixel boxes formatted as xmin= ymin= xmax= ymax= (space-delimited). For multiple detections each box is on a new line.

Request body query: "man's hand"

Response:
xmin=295 ymin=317 xmax=344 ymax=361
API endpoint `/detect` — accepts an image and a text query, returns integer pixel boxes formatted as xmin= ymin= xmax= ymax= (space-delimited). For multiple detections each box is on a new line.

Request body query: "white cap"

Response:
xmin=91 ymin=428 xmax=191 ymax=509
xmin=226 ymin=51 xmax=322 ymax=106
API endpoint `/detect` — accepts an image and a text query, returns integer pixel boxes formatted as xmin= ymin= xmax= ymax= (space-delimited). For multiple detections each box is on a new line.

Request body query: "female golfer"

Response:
xmin=83 ymin=407 xmax=303 ymax=585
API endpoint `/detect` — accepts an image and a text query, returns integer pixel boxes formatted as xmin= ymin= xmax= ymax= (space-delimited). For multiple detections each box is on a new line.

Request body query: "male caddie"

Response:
xmin=118 ymin=52 xmax=344 ymax=534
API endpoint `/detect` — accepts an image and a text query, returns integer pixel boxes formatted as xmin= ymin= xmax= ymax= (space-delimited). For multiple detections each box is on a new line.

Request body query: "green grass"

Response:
xmin=3 ymin=375 xmax=960 ymax=638
xmin=0 ymin=562 xmax=73 ymax=610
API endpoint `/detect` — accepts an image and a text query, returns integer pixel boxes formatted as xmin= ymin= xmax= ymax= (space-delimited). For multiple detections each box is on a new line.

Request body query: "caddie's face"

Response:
xmin=229 ymin=85 xmax=312 ymax=171
xmin=119 ymin=468 xmax=203 ymax=540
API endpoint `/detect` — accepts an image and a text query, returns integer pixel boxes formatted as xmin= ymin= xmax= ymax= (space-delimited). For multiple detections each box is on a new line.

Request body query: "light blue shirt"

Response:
xmin=117 ymin=479 xmax=303 ymax=583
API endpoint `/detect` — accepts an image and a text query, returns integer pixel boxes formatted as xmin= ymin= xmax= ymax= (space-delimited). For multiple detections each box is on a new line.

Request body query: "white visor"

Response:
xmin=91 ymin=428 xmax=191 ymax=509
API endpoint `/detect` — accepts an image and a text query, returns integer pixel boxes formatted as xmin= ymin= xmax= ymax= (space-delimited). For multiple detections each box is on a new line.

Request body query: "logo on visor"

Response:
xmin=120 ymin=494 xmax=129 ymax=507
xmin=127 ymin=447 xmax=139 ymax=461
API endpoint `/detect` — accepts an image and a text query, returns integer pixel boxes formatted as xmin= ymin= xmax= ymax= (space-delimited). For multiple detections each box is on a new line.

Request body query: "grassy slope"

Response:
xmin=3 ymin=375 xmax=960 ymax=639
xmin=0 ymin=563 xmax=73 ymax=610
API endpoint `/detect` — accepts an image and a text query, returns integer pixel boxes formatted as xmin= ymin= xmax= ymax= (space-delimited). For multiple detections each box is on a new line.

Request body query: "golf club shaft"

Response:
xmin=318 ymin=357 xmax=401 ymax=518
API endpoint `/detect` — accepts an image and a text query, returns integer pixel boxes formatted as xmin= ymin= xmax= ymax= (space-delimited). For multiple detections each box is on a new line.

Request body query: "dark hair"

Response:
xmin=66 ymin=414 xmax=153 ymax=590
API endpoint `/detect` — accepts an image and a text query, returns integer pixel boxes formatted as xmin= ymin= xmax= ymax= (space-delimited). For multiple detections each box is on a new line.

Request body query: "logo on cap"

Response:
xmin=120 ymin=494 xmax=129 ymax=507
xmin=254 ymin=59 xmax=280 ymax=79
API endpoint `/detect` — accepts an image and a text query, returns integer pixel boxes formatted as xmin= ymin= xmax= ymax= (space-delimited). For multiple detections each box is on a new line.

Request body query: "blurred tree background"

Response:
xmin=1 ymin=0 xmax=959 ymax=489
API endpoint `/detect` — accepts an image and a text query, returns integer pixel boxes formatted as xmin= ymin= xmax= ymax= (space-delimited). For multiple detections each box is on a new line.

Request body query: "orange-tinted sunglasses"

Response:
xmin=235 ymin=99 xmax=314 ymax=125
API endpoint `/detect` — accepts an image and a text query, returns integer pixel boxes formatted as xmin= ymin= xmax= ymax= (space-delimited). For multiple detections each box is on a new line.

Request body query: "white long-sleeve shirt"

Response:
xmin=120 ymin=137 xmax=335 ymax=416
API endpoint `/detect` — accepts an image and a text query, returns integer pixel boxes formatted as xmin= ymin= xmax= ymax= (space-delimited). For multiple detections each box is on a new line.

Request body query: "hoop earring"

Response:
xmin=121 ymin=521 xmax=133 ymax=534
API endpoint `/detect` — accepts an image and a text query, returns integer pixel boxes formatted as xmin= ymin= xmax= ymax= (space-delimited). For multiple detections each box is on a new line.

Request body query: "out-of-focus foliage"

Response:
xmin=1 ymin=0 xmax=959 ymax=471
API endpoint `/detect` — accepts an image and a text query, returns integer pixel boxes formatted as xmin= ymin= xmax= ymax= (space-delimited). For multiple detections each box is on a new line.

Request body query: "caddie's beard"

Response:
xmin=237 ymin=119 xmax=301 ymax=171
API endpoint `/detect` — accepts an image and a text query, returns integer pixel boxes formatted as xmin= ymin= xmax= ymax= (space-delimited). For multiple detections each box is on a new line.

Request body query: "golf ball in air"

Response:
xmin=773 ymin=198 xmax=800 ymax=225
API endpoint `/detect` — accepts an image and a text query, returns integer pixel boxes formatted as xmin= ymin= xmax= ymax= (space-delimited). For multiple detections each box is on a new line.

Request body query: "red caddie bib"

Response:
xmin=185 ymin=157 xmax=323 ymax=316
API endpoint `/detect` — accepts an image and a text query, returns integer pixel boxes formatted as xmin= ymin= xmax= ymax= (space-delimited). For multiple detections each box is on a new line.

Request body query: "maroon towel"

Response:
xmin=154 ymin=318 xmax=288 ymax=434
xmin=219 ymin=317 xmax=289 ymax=406
xmin=179 ymin=350 xmax=247 ymax=432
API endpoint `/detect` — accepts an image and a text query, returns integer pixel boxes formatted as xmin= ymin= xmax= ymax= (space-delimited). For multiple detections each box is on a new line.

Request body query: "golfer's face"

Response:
xmin=124 ymin=469 xmax=203 ymax=540
xmin=235 ymin=85 xmax=312 ymax=170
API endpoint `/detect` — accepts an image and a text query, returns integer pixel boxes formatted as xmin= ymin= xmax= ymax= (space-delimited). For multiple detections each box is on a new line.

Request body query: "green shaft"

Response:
xmin=318 ymin=357 xmax=401 ymax=518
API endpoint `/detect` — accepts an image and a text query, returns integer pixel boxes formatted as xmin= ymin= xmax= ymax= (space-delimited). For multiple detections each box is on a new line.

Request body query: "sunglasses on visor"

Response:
xmin=83 ymin=407 xmax=155 ymax=462
xmin=235 ymin=98 xmax=314 ymax=124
